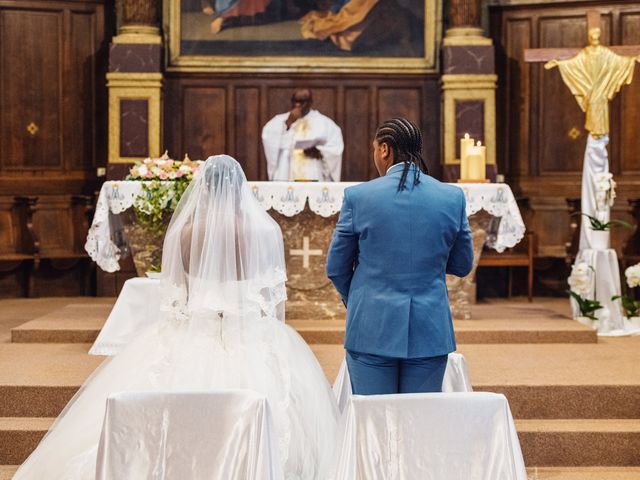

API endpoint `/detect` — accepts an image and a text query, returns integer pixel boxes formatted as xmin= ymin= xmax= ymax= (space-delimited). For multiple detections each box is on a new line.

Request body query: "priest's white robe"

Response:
xmin=262 ymin=109 xmax=344 ymax=181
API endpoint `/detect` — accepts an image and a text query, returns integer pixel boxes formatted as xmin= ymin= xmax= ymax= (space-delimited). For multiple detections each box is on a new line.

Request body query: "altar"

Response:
xmin=86 ymin=181 xmax=525 ymax=319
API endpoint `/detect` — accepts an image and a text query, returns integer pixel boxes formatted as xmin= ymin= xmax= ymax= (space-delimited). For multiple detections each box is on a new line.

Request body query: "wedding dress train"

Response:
xmin=13 ymin=155 xmax=339 ymax=479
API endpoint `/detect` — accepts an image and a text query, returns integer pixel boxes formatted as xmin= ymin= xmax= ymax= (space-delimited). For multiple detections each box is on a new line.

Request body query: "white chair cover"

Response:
xmin=332 ymin=352 xmax=473 ymax=413
xmin=96 ymin=390 xmax=283 ymax=480
xmin=333 ymin=392 xmax=527 ymax=480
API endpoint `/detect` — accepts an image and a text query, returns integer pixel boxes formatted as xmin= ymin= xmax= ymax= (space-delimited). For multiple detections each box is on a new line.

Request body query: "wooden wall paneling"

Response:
xmin=0 ymin=198 xmax=16 ymax=255
xmin=620 ymin=10 xmax=640 ymax=175
xmin=1 ymin=7 xmax=63 ymax=170
xmin=68 ymin=8 xmax=98 ymax=171
xmin=538 ymin=14 xmax=593 ymax=175
xmin=504 ymin=18 xmax=531 ymax=178
xmin=234 ymin=87 xmax=261 ymax=180
xmin=422 ymin=79 xmax=441 ymax=179
xmin=343 ymin=87 xmax=371 ymax=181
xmin=181 ymin=86 xmax=227 ymax=161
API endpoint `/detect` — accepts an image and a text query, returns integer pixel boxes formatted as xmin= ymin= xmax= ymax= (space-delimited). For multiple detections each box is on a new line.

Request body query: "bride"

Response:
xmin=14 ymin=155 xmax=339 ymax=479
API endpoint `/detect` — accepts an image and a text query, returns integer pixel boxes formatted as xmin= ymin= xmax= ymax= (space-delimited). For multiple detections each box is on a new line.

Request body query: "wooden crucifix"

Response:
xmin=524 ymin=10 xmax=640 ymax=138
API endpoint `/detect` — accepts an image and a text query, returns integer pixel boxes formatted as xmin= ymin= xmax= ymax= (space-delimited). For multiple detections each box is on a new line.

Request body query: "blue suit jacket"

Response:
xmin=326 ymin=163 xmax=474 ymax=359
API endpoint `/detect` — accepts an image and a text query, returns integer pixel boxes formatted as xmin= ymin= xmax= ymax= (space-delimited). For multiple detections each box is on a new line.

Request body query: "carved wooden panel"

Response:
xmin=182 ymin=87 xmax=227 ymax=161
xmin=620 ymin=11 xmax=640 ymax=175
xmin=1 ymin=9 xmax=63 ymax=169
xmin=0 ymin=0 xmax=106 ymax=192
xmin=164 ymin=76 xmax=440 ymax=182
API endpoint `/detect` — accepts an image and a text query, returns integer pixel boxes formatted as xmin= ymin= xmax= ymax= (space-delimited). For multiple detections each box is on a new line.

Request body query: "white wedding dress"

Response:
xmin=14 ymin=156 xmax=339 ymax=479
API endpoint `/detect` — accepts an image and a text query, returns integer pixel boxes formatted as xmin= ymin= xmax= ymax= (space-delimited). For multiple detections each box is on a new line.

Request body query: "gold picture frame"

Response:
xmin=165 ymin=0 xmax=441 ymax=73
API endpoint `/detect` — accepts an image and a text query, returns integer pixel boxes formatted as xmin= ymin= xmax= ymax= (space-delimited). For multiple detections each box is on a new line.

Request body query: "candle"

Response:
xmin=467 ymin=141 xmax=487 ymax=181
xmin=459 ymin=133 xmax=474 ymax=180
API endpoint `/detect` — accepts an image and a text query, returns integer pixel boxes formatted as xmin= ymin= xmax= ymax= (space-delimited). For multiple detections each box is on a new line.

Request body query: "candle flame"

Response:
xmin=477 ymin=141 xmax=482 ymax=146
xmin=464 ymin=133 xmax=470 ymax=139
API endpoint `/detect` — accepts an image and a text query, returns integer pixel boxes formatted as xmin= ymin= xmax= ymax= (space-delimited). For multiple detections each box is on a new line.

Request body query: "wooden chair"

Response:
xmin=0 ymin=197 xmax=38 ymax=296
xmin=30 ymin=195 xmax=96 ymax=296
xmin=477 ymin=230 xmax=536 ymax=302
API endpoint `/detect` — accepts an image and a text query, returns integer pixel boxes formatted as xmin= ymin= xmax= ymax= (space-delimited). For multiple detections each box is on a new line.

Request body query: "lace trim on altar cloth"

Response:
xmin=87 ymin=181 xmax=526 ymax=270
xmin=455 ymin=184 xmax=526 ymax=253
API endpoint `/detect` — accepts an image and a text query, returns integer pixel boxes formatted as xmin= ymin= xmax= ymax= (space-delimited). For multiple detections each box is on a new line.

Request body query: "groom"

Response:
xmin=326 ymin=118 xmax=474 ymax=395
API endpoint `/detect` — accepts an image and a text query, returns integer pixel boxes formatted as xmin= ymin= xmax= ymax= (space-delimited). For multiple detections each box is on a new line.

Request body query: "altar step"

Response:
xmin=516 ymin=419 xmax=640 ymax=467
xmin=527 ymin=467 xmax=640 ymax=479
xmin=0 ymin=416 xmax=639 ymax=468
xmin=0 ymin=342 xmax=637 ymax=420
xmin=10 ymin=303 xmax=596 ymax=345
xmin=0 ymin=417 xmax=53 ymax=464
xmin=0 ymin=465 xmax=18 ymax=480
xmin=3 ymin=467 xmax=640 ymax=480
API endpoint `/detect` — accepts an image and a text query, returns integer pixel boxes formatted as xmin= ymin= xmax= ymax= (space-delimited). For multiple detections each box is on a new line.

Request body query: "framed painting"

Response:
xmin=166 ymin=0 xmax=441 ymax=73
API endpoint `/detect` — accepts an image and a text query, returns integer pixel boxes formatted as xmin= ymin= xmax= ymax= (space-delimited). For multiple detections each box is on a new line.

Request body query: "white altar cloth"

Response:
xmin=332 ymin=353 xmax=473 ymax=413
xmin=86 ymin=181 xmax=526 ymax=272
xmin=96 ymin=390 xmax=282 ymax=480
xmin=89 ymin=277 xmax=160 ymax=356
xmin=332 ymin=392 xmax=527 ymax=480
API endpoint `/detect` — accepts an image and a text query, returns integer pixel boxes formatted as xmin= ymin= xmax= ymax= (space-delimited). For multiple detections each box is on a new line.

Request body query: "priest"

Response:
xmin=262 ymin=88 xmax=344 ymax=182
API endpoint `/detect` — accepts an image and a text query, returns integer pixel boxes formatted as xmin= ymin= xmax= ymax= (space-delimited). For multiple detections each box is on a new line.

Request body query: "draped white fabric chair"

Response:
xmin=332 ymin=391 xmax=527 ymax=480
xmin=96 ymin=390 xmax=283 ymax=480
xmin=332 ymin=352 xmax=473 ymax=413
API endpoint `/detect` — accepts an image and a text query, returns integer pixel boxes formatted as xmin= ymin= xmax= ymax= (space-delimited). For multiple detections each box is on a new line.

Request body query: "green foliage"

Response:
xmin=611 ymin=295 xmax=640 ymax=318
xmin=568 ymin=290 xmax=603 ymax=320
xmin=571 ymin=212 xmax=633 ymax=231
xmin=133 ymin=180 xmax=190 ymax=234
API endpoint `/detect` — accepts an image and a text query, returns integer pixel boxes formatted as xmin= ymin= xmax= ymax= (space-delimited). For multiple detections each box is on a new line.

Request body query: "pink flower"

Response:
xmin=175 ymin=170 xmax=185 ymax=178
xmin=159 ymin=171 xmax=169 ymax=180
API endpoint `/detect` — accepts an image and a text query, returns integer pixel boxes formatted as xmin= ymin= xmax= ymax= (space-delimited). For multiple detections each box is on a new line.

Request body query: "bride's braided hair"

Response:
xmin=375 ymin=118 xmax=428 ymax=191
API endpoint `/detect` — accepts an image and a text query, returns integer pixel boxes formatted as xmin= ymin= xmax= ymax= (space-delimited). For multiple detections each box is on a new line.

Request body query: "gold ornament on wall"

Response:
xmin=26 ymin=122 xmax=39 ymax=136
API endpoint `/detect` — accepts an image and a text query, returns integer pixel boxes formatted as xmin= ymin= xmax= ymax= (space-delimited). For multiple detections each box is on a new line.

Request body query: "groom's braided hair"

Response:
xmin=375 ymin=118 xmax=428 ymax=191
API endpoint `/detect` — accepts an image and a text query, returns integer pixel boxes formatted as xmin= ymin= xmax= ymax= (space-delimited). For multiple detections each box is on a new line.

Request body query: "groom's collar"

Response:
xmin=386 ymin=162 xmax=417 ymax=176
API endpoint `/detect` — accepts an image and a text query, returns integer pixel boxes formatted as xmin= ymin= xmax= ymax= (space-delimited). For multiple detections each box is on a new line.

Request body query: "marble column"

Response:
xmin=107 ymin=0 xmax=163 ymax=180
xmin=441 ymin=0 xmax=498 ymax=182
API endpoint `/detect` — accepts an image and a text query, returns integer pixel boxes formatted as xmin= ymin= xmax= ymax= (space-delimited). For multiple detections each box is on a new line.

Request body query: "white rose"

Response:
xmin=573 ymin=262 xmax=590 ymax=276
xmin=179 ymin=165 xmax=191 ymax=173
xmin=138 ymin=165 xmax=148 ymax=176
xmin=626 ymin=264 xmax=640 ymax=288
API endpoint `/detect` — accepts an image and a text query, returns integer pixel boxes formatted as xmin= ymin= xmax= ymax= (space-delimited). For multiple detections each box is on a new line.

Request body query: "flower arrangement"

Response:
xmin=127 ymin=151 xmax=201 ymax=182
xmin=612 ymin=263 xmax=640 ymax=319
xmin=594 ymin=172 xmax=617 ymax=210
xmin=126 ymin=152 xmax=203 ymax=233
xmin=568 ymin=262 xmax=602 ymax=320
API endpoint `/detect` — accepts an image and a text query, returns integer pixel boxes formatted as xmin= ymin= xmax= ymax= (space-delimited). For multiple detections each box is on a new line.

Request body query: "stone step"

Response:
xmin=1 ymin=343 xmax=637 ymax=421
xmin=2 ymin=418 xmax=639 ymax=469
xmin=525 ymin=467 xmax=640 ymax=479
xmin=0 ymin=465 xmax=18 ymax=480
xmin=476 ymin=385 xmax=640 ymax=420
xmin=516 ymin=419 xmax=640 ymax=467
xmin=11 ymin=305 xmax=596 ymax=345
xmin=0 ymin=417 xmax=52 ymax=465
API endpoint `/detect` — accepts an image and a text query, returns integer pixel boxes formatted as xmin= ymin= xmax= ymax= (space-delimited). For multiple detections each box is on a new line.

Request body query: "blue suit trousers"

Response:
xmin=346 ymin=350 xmax=448 ymax=395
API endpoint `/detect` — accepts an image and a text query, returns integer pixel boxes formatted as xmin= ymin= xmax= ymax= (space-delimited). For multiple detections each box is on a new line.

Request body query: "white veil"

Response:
xmin=160 ymin=155 xmax=287 ymax=321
